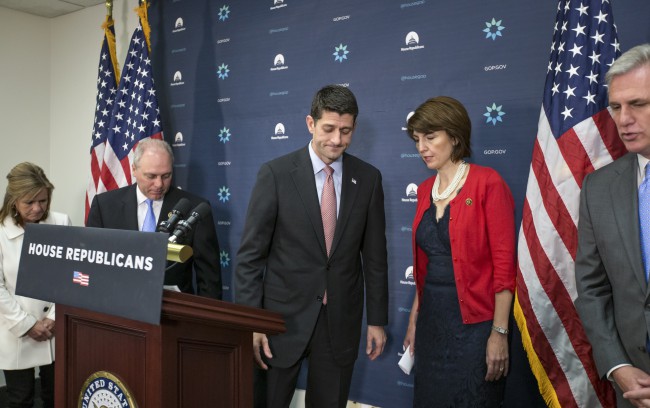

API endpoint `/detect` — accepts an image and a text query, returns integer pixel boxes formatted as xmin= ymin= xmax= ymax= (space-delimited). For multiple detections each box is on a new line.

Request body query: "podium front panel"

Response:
xmin=57 ymin=307 xmax=162 ymax=407
xmin=162 ymin=320 xmax=252 ymax=407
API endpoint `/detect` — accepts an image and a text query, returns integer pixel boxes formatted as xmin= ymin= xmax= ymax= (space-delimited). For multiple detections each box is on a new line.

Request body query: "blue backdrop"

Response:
xmin=147 ymin=1 xmax=650 ymax=406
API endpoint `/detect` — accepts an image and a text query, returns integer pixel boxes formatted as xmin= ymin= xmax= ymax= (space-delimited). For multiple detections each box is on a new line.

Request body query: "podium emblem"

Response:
xmin=78 ymin=371 xmax=138 ymax=408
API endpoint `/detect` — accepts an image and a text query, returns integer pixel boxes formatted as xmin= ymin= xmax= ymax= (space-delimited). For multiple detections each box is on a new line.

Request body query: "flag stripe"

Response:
xmin=531 ymin=138 xmax=578 ymax=259
xmin=86 ymin=145 xmax=104 ymax=217
xmin=535 ymin=110 xmax=582 ymax=226
xmin=557 ymin=127 xmax=595 ymax=189
xmin=593 ymin=109 xmax=627 ymax=161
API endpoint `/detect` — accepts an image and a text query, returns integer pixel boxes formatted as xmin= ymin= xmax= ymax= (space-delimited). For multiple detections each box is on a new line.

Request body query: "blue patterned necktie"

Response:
xmin=640 ymin=163 xmax=650 ymax=282
xmin=142 ymin=198 xmax=156 ymax=232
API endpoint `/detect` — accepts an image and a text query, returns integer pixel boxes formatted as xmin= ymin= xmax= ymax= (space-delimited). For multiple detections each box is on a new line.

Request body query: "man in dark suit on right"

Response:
xmin=576 ymin=43 xmax=650 ymax=408
xmin=235 ymin=85 xmax=388 ymax=408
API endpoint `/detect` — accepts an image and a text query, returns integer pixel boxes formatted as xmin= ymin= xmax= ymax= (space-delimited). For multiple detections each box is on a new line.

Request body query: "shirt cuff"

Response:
xmin=607 ymin=363 xmax=632 ymax=381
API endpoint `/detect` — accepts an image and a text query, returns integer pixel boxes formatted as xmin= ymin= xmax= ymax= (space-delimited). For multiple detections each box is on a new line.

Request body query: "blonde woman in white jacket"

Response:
xmin=0 ymin=162 xmax=70 ymax=408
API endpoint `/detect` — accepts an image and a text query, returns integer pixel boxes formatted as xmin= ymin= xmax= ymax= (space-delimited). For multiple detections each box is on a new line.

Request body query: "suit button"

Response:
xmin=316 ymin=295 xmax=323 ymax=302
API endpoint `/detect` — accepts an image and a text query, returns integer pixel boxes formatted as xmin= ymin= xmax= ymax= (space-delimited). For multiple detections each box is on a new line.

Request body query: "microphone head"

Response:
xmin=191 ymin=202 xmax=212 ymax=219
xmin=157 ymin=198 xmax=193 ymax=233
xmin=174 ymin=197 xmax=192 ymax=216
xmin=167 ymin=202 xmax=212 ymax=243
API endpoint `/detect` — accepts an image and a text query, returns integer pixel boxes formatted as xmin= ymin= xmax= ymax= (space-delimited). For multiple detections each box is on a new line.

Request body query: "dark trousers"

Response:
xmin=261 ymin=306 xmax=354 ymax=408
xmin=3 ymin=363 xmax=54 ymax=408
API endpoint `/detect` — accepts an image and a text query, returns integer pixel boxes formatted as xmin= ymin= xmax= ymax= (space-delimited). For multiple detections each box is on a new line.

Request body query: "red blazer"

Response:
xmin=412 ymin=164 xmax=516 ymax=324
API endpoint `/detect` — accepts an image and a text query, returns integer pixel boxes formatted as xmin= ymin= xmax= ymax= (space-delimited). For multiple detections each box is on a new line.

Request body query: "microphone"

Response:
xmin=156 ymin=198 xmax=192 ymax=234
xmin=168 ymin=202 xmax=212 ymax=244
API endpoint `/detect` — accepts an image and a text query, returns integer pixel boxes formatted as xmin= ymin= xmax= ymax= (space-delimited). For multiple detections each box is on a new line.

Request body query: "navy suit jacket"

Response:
xmin=87 ymin=184 xmax=222 ymax=299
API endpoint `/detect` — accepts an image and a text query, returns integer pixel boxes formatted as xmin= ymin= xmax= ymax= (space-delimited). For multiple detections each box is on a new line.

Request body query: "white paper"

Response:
xmin=398 ymin=346 xmax=414 ymax=375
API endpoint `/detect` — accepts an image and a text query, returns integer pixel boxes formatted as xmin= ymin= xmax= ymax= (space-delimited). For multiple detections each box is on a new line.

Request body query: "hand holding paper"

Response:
xmin=399 ymin=345 xmax=414 ymax=375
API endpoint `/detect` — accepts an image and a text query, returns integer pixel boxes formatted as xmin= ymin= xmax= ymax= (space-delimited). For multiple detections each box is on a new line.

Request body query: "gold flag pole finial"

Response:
xmin=101 ymin=0 xmax=119 ymax=80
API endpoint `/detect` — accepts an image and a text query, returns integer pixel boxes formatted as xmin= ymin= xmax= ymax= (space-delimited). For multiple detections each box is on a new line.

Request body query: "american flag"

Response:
xmin=73 ymin=271 xmax=90 ymax=287
xmin=514 ymin=0 xmax=626 ymax=406
xmin=96 ymin=18 xmax=163 ymax=203
xmin=85 ymin=16 xmax=119 ymax=224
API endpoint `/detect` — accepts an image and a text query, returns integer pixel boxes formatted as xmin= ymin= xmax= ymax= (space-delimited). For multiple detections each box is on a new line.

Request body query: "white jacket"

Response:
xmin=0 ymin=211 xmax=71 ymax=369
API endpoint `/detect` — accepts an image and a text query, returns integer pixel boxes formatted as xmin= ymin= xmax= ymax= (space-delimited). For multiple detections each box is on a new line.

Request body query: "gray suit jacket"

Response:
xmin=576 ymin=152 xmax=650 ymax=405
xmin=234 ymin=147 xmax=388 ymax=368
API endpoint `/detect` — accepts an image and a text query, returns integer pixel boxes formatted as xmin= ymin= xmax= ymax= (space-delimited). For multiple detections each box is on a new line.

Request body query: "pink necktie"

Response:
xmin=321 ymin=165 xmax=336 ymax=304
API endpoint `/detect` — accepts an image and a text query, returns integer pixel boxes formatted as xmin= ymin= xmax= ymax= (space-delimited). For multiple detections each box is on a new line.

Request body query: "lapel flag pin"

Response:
xmin=351 ymin=178 xmax=357 ymax=184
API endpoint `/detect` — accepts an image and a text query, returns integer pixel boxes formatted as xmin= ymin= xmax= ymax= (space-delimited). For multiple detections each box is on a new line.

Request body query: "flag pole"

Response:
xmin=102 ymin=0 xmax=119 ymax=79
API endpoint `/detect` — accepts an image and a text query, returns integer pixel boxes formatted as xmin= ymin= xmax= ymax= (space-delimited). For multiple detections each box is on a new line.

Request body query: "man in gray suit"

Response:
xmin=235 ymin=85 xmax=388 ymax=408
xmin=576 ymin=43 xmax=650 ymax=408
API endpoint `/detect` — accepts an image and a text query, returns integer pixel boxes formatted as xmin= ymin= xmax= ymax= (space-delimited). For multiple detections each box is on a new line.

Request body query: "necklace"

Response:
xmin=431 ymin=161 xmax=467 ymax=202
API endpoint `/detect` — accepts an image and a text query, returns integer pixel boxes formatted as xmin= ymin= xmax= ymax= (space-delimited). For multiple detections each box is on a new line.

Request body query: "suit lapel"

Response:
xmin=611 ymin=155 xmax=646 ymax=291
xmin=290 ymin=148 xmax=329 ymax=257
xmin=330 ymin=154 xmax=358 ymax=257
xmin=123 ymin=185 xmax=140 ymax=230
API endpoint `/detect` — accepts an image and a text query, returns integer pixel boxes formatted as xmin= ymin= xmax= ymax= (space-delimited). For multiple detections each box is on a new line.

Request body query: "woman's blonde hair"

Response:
xmin=0 ymin=162 xmax=54 ymax=226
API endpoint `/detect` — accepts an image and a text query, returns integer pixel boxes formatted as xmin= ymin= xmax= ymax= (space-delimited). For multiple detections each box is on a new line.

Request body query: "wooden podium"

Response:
xmin=55 ymin=290 xmax=285 ymax=407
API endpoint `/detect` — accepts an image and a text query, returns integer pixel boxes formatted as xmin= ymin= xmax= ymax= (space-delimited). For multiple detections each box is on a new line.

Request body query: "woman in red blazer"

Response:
xmin=402 ymin=96 xmax=516 ymax=407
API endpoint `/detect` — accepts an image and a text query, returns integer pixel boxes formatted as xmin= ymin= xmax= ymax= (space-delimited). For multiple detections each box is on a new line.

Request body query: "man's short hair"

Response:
xmin=606 ymin=43 xmax=650 ymax=86
xmin=133 ymin=138 xmax=174 ymax=168
xmin=310 ymin=85 xmax=359 ymax=123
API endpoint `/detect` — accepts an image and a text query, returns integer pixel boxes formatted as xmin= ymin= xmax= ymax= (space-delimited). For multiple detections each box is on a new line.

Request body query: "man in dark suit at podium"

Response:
xmin=87 ymin=138 xmax=222 ymax=299
xmin=235 ymin=85 xmax=388 ymax=407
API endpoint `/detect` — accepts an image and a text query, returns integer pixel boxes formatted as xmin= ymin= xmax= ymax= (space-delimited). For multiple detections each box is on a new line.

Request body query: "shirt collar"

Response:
xmin=638 ymin=154 xmax=650 ymax=181
xmin=135 ymin=186 xmax=163 ymax=205
xmin=308 ymin=142 xmax=343 ymax=175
